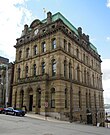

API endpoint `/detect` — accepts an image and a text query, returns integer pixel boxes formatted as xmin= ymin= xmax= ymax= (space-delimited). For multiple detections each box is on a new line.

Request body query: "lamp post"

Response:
xmin=106 ymin=112 xmax=108 ymax=128
xmin=0 ymin=64 xmax=8 ymax=108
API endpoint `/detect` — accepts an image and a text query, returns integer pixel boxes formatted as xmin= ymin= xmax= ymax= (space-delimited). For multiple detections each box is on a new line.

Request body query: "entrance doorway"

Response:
xmin=29 ymin=95 xmax=33 ymax=111
xmin=87 ymin=114 xmax=92 ymax=124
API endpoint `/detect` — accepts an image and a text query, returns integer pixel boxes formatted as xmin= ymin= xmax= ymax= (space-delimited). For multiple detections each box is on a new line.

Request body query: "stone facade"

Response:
xmin=0 ymin=56 xmax=13 ymax=107
xmin=12 ymin=12 xmax=105 ymax=126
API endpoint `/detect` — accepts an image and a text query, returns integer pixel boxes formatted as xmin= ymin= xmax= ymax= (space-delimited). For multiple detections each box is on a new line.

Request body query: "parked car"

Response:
xmin=4 ymin=107 xmax=25 ymax=116
xmin=0 ymin=106 xmax=4 ymax=114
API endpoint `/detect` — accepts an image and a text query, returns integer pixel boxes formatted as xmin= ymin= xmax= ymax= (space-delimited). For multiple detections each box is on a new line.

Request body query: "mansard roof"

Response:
xmin=42 ymin=12 xmax=98 ymax=53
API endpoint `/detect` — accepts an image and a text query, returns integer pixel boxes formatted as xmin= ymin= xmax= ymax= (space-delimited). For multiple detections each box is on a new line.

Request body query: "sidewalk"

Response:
xmin=25 ymin=113 xmax=69 ymax=123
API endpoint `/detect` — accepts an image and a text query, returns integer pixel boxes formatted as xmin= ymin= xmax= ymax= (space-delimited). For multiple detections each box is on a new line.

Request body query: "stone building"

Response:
xmin=12 ymin=11 xmax=105 ymax=125
xmin=0 ymin=56 xmax=14 ymax=107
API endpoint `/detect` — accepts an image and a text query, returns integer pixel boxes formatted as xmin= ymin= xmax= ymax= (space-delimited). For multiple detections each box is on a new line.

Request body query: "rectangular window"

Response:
xmin=51 ymin=89 xmax=55 ymax=108
xmin=42 ymin=42 xmax=46 ymax=53
xmin=26 ymin=48 xmax=30 ymax=58
xmin=34 ymin=45 xmax=37 ymax=55
xmin=52 ymin=39 xmax=56 ymax=49
xmin=64 ymin=39 xmax=67 ymax=50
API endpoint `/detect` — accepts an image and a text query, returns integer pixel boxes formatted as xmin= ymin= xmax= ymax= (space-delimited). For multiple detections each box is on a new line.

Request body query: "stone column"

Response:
xmin=12 ymin=88 xmax=16 ymax=107
xmin=55 ymin=84 xmax=65 ymax=112
xmin=56 ymin=55 xmax=61 ymax=77
xmin=23 ymin=88 xmax=29 ymax=111
xmin=33 ymin=88 xmax=37 ymax=113
xmin=40 ymin=84 xmax=46 ymax=115
xmin=16 ymin=89 xmax=21 ymax=108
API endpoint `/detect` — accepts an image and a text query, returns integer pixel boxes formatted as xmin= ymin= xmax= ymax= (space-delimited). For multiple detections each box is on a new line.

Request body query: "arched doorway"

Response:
xmin=20 ymin=90 xmax=24 ymax=108
xmin=86 ymin=109 xmax=92 ymax=124
xmin=28 ymin=88 xmax=33 ymax=112
xmin=14 ymin=91 xmax=17 ymax=108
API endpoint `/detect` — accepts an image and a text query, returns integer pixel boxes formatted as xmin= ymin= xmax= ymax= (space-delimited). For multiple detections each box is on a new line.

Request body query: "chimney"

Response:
xmin=78 ymin=27 xmax=82 ymax=35
xmin=47 ymin=11 xmax=52 ymax=24
xmin=24 ymin=24 xmax=28 ymax=34
xmin=86 ymin=35 xmax=89 ymax=42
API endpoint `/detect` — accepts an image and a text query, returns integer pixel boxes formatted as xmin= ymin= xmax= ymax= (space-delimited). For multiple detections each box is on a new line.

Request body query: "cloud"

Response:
xmin=101 ymin=59 xmax=110 ymax=104
xmin=106 ymin=0 xmax=110 ymax=8
xmin=0 ymin=0 xmax=34 ymax=62
xmin=106 ymin=37 xmax=110 ymax=41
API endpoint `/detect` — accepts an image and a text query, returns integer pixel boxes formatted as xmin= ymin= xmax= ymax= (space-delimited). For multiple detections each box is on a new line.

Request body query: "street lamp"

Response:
xmin=106 ymin=112 xmax=108 ymax=128
xmin=0 ymin=64 xmax=8 ymax=108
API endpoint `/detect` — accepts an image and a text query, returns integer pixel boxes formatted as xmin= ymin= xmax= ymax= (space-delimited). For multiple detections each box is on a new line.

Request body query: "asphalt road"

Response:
xmin=0 ymin=114 xmax=110 ymax=135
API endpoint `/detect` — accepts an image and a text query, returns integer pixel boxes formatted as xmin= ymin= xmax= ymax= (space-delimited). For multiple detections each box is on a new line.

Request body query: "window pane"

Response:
xmin=42 ymin=42 xmax=46 ymax=52
xmin=52 ymin=60 xmax=56 ymax=76
xmin=52 ymin=39 xmax=56 ymax=49
xmin=42 ymin=62 xmax=45 ymax=75
xmin=34 ymin=45 xmax=37 ymax=55
xmin=33 ymin=64 xmax=36 ymax=76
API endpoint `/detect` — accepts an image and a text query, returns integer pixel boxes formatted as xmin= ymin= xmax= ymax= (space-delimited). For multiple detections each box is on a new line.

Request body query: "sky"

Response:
xmin=0 ymin=0 xmax=110 ymax=104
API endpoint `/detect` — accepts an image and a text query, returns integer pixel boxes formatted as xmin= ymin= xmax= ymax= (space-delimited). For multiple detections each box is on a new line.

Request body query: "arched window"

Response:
xmin=68 ymin=43 xmax=71 ymax=53
xmin=91 ymin=59 xmax=93 ymax=67
xmin=25 ymin=65 xmax=28 ymax=77
xmin=21 ymin=90 xmax=24 ymax=108
xmin=64 ymin=60 xmax=67 ymax=77
xmin=33 ymin=45 xmax=37 ymax=55
xmin=87 ymin=72 xmax=89 ymax=85
xmin=52 ymin=38 xmax=56 ymax=49
xmin=33 ymin=64 xmax=36 ymax=76
xmin=69 ymin=63 xmax=71 ymax=79
xmin=92 ymin=74 xmax=94 ymax=86
xmin=76 ymin=49 xmax=79 ymax=58
xmin=77 ymin=66 xmax=80 ymax=81
xmin=18 ymin=67 xmax=21 ymax=79
xmin=42 ymin=62 xmax=45 ymax=75
xmin=52 ymin=59 xmax=56 ymax=76
xmin=79 ymin=91 xmax=81 ymax=108
xmin=42 ymin=42 xmax=46 ymax=53
xmin=64 ymin=39 xmax=67 ymax=50
xmin=26 ymin=48 xmax=30 ymax=58
xmin=51 ymin=88 xmax=55 ymax=108
xmin=84 ymin=69 xmax=86 ymax=83
xmin=14 ymin=91 xmax=17 ymax=107
xmin=89 ymin=92 xmax=91 ymax=108
xmin=65 ymin=89 xmax=67 ymax=108
xmin=19 ymin=50 xmax=22 ymax=60
xmin=94 ymin=92 xmax=96 ymax=108
xmin=83 ymin=53 xmax=85 ymax=62
xmin=86 ymin=56 xmax=88 ymax=64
